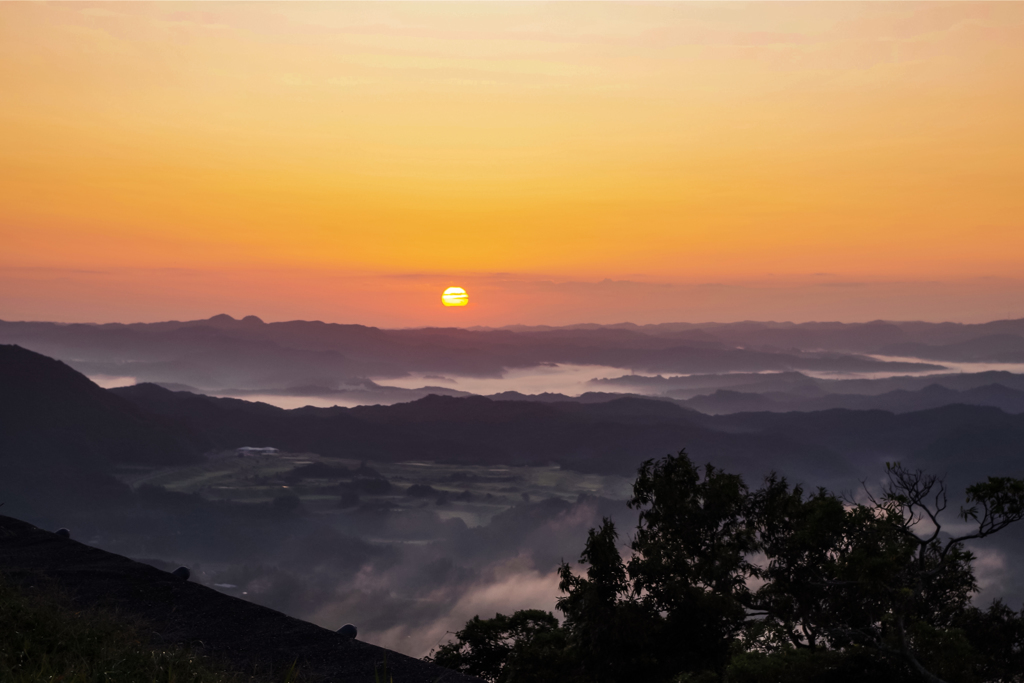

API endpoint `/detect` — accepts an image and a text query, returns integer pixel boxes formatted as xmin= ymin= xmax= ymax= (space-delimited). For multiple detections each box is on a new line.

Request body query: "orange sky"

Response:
xmin=2 ymin=3 xmax=1023 ymax=326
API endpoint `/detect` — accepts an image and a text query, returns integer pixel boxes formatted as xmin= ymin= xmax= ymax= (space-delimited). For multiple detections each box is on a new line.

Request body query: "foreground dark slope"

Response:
xmin=0 ymin=515 xmax=478 ymax=683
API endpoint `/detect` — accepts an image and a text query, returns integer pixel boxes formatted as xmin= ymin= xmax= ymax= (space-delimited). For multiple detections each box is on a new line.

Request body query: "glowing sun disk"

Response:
xmin=442 ymin=286 xmax=468 ymax=307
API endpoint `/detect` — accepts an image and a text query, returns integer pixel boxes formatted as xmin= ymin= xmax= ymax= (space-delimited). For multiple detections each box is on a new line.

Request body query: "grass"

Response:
xmin=374 ymin=653 xmax=393 ymax=683
xmin=0 ymin=575 xmax=302 ymax=683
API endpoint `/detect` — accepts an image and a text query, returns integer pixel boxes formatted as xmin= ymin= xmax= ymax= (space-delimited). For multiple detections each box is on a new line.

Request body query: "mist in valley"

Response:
xmin=3 ymin=316 xmax=1024 ymax=661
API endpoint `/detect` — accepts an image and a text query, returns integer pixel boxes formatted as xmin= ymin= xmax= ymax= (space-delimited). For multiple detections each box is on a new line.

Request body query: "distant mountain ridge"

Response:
xmin=2 ymin=343 xmax=1023 ymax=514
xmin=679 ymin=383 xmax=1024 ymax=415
xmin=0 ymin=315 xmax=961 ymax=393
xmin=593 ymin=369 xmax=1024 ymax=399
xmin=481 ymin=318 xmax=1024 ymax=354
xmin=879 ymin=333 xmax=1024 ymax=363
xmin=113 ymin=382 xmax=1024 ymax=491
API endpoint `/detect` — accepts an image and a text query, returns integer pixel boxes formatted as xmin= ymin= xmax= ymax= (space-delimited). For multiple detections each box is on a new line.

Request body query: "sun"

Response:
xmin=442 ymin=286 xmax=468 ymax=307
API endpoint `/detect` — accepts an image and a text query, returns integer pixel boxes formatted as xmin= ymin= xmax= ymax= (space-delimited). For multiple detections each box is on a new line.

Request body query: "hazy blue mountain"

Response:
xmin=490 ymin=318 xmax=1024 ymax=353
xmin=592 ymin=371 xmax=828 ymax=399
xmin=0 ymin=316 xmax=945 ymax=393
xmin=594 ymin=370 xmax=1024 ymax=399
xmin=680 ymin=383 xmax=1024 ymax=415
xmin=879 ymin=333 xmax=1024 ymax=362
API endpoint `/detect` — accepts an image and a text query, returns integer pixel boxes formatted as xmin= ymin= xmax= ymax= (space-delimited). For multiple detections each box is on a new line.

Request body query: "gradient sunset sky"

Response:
xmin=2 ymin=3 xmax=1023 ymax=327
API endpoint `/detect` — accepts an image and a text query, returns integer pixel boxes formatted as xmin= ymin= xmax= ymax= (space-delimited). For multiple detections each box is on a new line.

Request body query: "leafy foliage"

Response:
xmin=627 ymin=455 xmax=756 ymax=677
xmin=426 ymin=609 xmax=571 ymax=683
xmin=429 ymin=449 xmax=1024 ymax=683
xmin=556 ymin=520 xmax=654 ymax=683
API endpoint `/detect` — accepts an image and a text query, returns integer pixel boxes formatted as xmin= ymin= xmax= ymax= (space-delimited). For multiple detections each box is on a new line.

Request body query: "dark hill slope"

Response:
xmin=113 ymin=381 xmax=1024 ymax=488
xmin=701 ymin=404 xmax=1024 ymax=489
xmin=0 ymin=514 xmax=477 ymax=683
xmin=5 ymin=342 xmax=1021 ymax=505
xmin=110 ymin=386 xmax=844 ymax=484
xmin=0 ymin=344 xmax=197 ymax=467
xmin=111 ymin=384 xmax=490 ymax=463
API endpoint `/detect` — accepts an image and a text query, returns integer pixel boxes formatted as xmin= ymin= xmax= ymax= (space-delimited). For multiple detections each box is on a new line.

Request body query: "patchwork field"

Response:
xmin=114 ymin=451 xmax=634 ymax=531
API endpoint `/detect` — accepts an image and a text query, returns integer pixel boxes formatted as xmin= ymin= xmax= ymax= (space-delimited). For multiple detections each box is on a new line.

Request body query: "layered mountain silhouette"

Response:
xmin=879 ymin=333 xmax=1024 ymax=363
xmin=484 ymin=318 xmax=1024 ymax=354
xmin=677 ymin=383 xmax=1024 ymax=415
xmin=5 ymin=322 xmax=1024 ymax=669
xmin=0 ymin=315 xmax=957 ymax=393
xmin=594 ymin=369 xmax=1024 ymax=401
xmin=0 ymin=344 xmax=197 ymax=467
xmin=4 ymin=342 xmax=1023 ymax=503
xmin=0 ymin=345 xmax=199 ymax=516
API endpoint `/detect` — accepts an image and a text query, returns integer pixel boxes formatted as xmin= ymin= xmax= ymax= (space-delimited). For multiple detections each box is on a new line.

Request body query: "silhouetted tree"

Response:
xmin=953 ymin=600 xmax=1024 ymax=682
xmin=628 ymin=452 xmax=757 ymax=679
xmin=557 ymin=520 xmax=656 ymax=683
xmin=746 ymin=464 xmax=1024 ymax=683
xmin=430 ymin=451 xmax=1024 ymax=683
xmin=426 ymin=609 xmax=571 ymax=683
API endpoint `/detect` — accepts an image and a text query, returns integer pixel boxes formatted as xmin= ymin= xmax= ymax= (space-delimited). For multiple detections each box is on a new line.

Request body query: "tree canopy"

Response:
xmin=427 ymin=450 xmax=1024 ymax=683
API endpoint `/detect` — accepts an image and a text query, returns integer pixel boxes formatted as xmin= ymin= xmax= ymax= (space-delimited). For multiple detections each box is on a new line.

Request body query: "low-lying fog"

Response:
xmin=90 ymin=357 xmax=1024 ymax=411
xmin=865 ymin=356 xmax=1024 ymax=377
xmin=382 ymin=363 xmax=635 ymax=396
xmin=83 ymin=454 xmax=636 ymax=658
xmin=8 ymin=316 xmax=1024 ymax=660
xmin=49 ymin=449 xmax=1022 ymax=660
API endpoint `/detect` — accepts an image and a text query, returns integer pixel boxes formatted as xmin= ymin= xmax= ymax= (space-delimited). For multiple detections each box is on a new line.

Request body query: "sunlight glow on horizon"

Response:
xmin=1 ymin=3 xmax=1023 ymax=325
